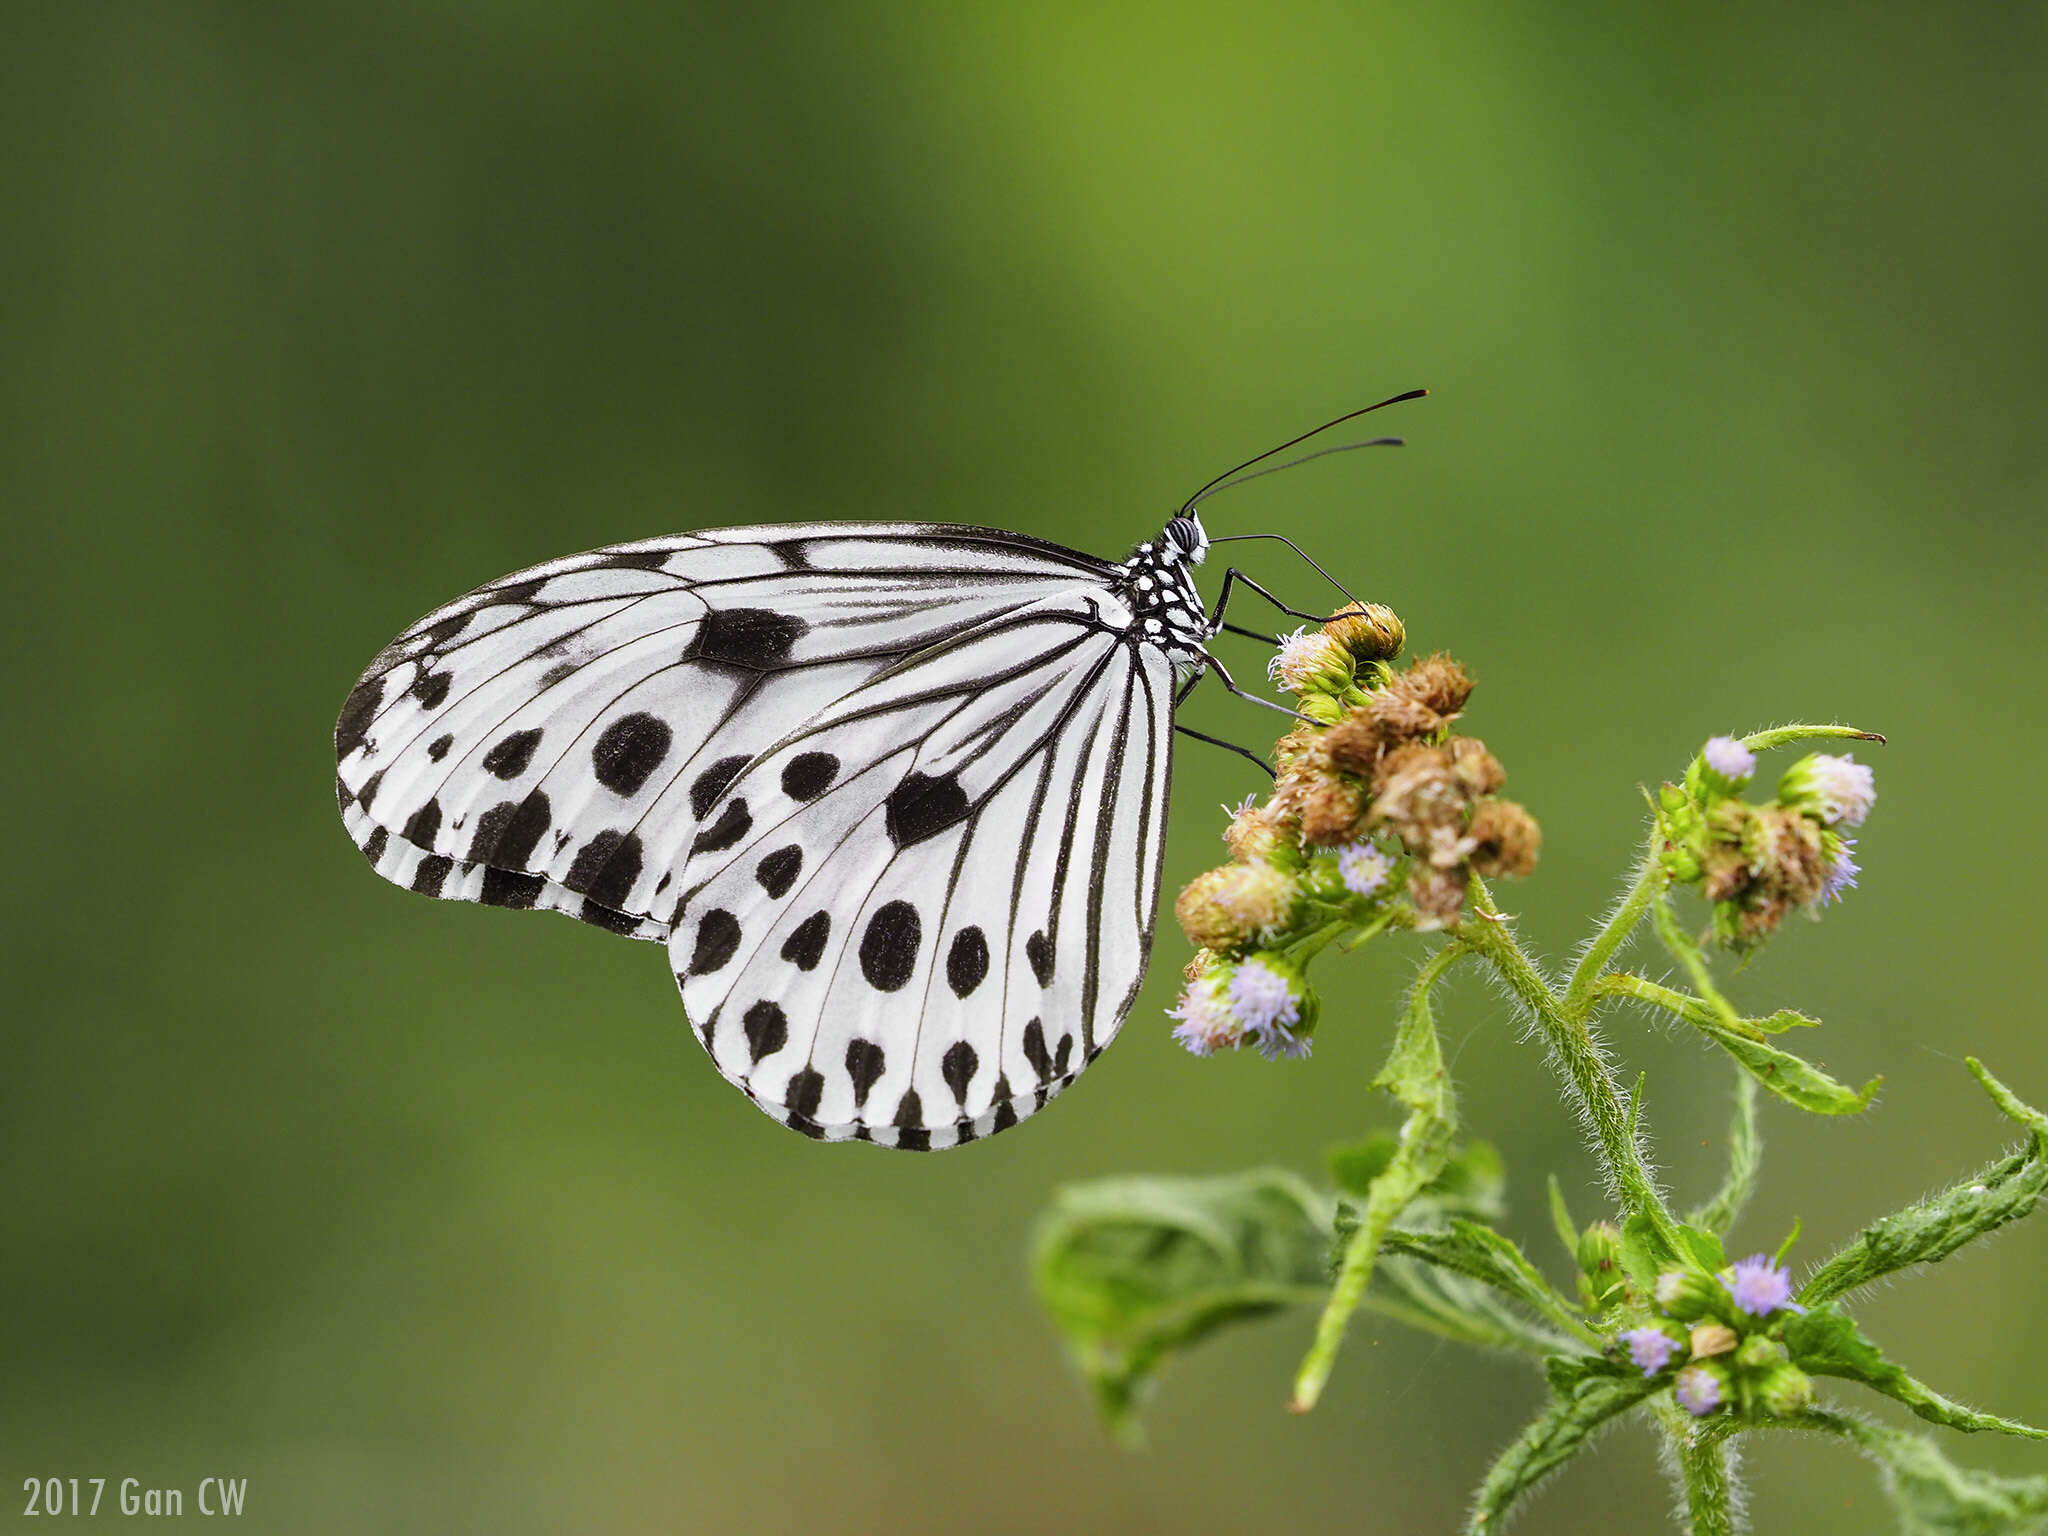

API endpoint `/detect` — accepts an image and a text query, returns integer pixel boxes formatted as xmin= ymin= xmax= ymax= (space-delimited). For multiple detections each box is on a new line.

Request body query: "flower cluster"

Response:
xmin=1167 ymin=603 xmax=1541 ymax=1057
xmin=1614 ymin=1250 xmax=1812 ymax=1420
xmin=1658 ymin=737 xmax=1875 ymax=949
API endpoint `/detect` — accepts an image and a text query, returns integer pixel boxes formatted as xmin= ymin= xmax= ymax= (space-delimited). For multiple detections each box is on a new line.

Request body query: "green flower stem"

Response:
xmin=1462 ymin=877 xmax=1680 ymax=1242
xmin=1292 ymin=941 xmax=1467 ymax=1413
xmin=1653 ymin=1398 xmax=1740 ymax=1536
xmin=1649 ymin=896 xmax=1744 ymax=1031
xmin=1563 ymin=850 xmax=1661 ymax=1021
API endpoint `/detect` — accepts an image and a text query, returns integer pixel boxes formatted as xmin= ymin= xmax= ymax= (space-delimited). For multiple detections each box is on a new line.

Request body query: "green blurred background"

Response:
xmin=5 ymin=2 xmax=2044 ymax=1530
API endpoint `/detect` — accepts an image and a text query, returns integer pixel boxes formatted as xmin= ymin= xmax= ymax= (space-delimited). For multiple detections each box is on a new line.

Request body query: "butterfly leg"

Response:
xmin=1198 ymin=653 xmax=1317 ymax=725
xmin=1205 ymin=567 xmax=1348 ymax=633
xmin=1174 ymin=724 xmax=1277 ymax=779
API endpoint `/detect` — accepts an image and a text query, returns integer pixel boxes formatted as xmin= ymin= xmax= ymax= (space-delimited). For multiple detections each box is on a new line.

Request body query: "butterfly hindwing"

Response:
xmin=335 ymin=525 xmax=1114 ymax=938
xmin=670 ymin=590 xmax=1177 ymax=1147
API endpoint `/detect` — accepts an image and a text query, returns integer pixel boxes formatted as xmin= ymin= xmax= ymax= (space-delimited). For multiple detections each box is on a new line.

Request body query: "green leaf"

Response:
xmin=1801 ymin=1059 xmax=2048 ymax=1307
xmin=1793 ymin=1410 xmax=2048 ymax=1536
xmin=1032 ymin=1170 xmax=1334 ymax=1443
xmin=1328 ymin=1133 xmax=1398 ymax=1198
xmin=1689 ymin=1071 xmax=1762 ymax=1235
xmin=1600 ymin=970 xmax=1881 ymax=1116
xmin=1785 ymin=1306 xmax=2048 ymax=1440
xmin=1293 ymin=943 xmax=1467 ymax=1411
xmin=1546 ymin=1173 xmax=1579 ymax=1259
xmin=1381 ymin=1220 xmax=1595 ymax=1345
xmin=1465 ymin=1355 xmax=1663 ymax=1533
xmin=1619 ymin=1210 xmax=1681 ymax=1291
xmin=1371 ymin=1254 xmax=1585 ymax=1358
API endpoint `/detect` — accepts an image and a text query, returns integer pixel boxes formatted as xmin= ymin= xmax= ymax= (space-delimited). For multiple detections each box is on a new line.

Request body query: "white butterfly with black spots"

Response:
xmin=336 ymin=475 xmax=1373 ymax=1148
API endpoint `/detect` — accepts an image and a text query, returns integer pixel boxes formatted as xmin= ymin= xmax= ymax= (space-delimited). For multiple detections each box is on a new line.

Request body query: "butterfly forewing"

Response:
xmin=670 ymin=591 xmax=1176 ymax=1146
xmin=335 ymin=525 xmax=1115 ymax=937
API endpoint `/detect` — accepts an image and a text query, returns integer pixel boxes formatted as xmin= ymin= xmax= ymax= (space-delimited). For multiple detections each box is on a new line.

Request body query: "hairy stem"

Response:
xmin=1564 ymin=850 xmax=1660 ymax=1020
xmin=1655 ymin=1400 xmax=1743 ymax=1536
xmin=1462 ymin=877 xmax=1679 ymax=1240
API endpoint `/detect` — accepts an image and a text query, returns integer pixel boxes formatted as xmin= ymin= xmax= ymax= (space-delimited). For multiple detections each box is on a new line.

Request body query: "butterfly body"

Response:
xmin=337 ymin=515 xmax=1217 ymax=1148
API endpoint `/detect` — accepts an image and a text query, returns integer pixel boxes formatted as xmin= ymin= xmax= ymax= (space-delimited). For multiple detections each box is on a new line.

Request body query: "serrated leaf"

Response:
xmin=1706 ymin=1024 xmax=1883 ymax=1115
xmin=1032 ymin=1170 xmax=1334 ymax=1442
xmin=1797 ymin=1411 xmax=2048 ymax=1536
xmin=1619 ymin=1210 xmax=1680 ymax=1291
xmin=1802 ymin=1060 xmax=2048 ymax=1307
xmin=1465 ymin=1355 xmax=1662 ymax=1533
xmin=1381 ymin=1220 xmax=1592 ymax=1345
xmin=1786 ymin=1306 xmax=2048 ymax=1440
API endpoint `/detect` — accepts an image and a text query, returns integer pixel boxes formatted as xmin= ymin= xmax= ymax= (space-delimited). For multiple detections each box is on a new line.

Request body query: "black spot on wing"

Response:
xmin=690 ymin=799 xmax=752 ymax=854
xmin=592 ymin=712 xmax=673 ymax=796
xmin=481 ymin=727 xmax=544 ymax=779
xmin=356 ymin=769 xmax=385 ymax=809
xmin=335 ymin=675 xmax=383 ymax=761
xmin=426 ymin=733 xmax=453 ymax=762
xmin=780 ymin=752 xmax=839 ymax=801
xmin=401 ymin=798 xmax=443 ymax=847
xmin=471 ymin=792 xmax=552 ymax=867
xmin=411 ymin=854 xmax=452 ymax=896
xmin=743 ymin=1000 xmax=789 ymax=1064
xmin=1026 ymin=930 xmax=1054 ymax=987
xmin=689 ymin=909 xmax=742 ymax=974
xmin=690 ymin=754 xmax=753 ymax=819
xmin=858 ymin=901 xmax=922 ymax=992
xmin=884 ymin=771 xmax=971 ymax=848
xmin=845 ymin=1039 xmax=886 ymax=1108
xmin=786 ymin=1067 xmax=826 ymax=1121
xmin=412 ymin=671 xmax=451 ymax=710
xmin=422 ymin=610 xmax=472 ymax=646
xmin=566 ymin=829 xmax=643 ymax=910
xmin=941 ymin=1041 xmax=979 ymax=1105
xmin=688 ymin=607 xmax=808 ymax=669
xmin=601 ymin=549 xmax=672 ymax=571
xmin=577 ymin=899 xmax=643 ymax=936
xmin=1022 ymin=1018 xmax=1052 ymax=1083
xmin=480 ymin=868 xmax=544 ymax=909
xmin=1054 ymin=1033 xmax=1074 ymax=1077
xmin=756 ymin=844 xmax=803 ymax=898
xmin=893 ymin=1089 xmax=930 ymax=1151
xmin=361 ymin=826 xmax=387 ymax=865
xmin=991 ymin=1092 xmax=1019 ymax=1134
xmin=781 ymin=911 xmax=831 ymax=970
xmin=945 ymin=927 xmax=989 ymax=998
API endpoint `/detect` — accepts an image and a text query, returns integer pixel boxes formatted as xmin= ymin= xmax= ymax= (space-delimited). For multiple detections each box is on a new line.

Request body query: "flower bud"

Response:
xmin=1653 ymin=1268 xmax=1725 ymax=1323
xmin=1224 ymin=799 xmax=1301 ymax=869
xmin=1334 ymin=841 xmax=1394 ymax=900
xmin=1268 ymin=629 xmax=1354 ymax=697
xmin=1576 ymin=1222 xmax=1626 ymax=1311
xmin=1742 ymin=804 xmax=1828 ymax=906
xmin=1688 ymin=1322 xmax=1739 ymax=1360
xmin=1755 ymin=1361 xmax=1815 ymax=1416
xmin=1734 ymin=1334 xmax=1788 ymax=1371
xmin=1174 ymin=862 xmax=1296 ymax=949
xmin=1323 ymin=602 xmax=1405 ymax=662
xmin=1300 ymin=776 xmax=1367 ymax=845
xmin=1323 ymin=710 xmax=1387 ymax=776
xmin=1691 ymin=736 xmax=1757 ymax=797
xmin=1448 ymin=736 xmax=1506 ymax=797
xmin=1777 ymin=753 xmax=1876 ymax=828
xmin=1468 ymin=799 xmax=1542 ymax=879
xmin=1297 ymin=691 xmax=1346 ymax=726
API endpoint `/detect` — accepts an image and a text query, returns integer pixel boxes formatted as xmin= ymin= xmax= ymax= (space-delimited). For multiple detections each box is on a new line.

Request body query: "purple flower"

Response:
xmin=1620 ymin=1328 xmax=1678 ymax=1376
xmin=1229 ymin=957 xmax=1310 ymax=1060
xmin=1336 ymin=841 xmax=1392 ymax=899
xmin=1821 ymin=838 xmax=1859 ymax=905
xmin=1809 ymin=754 xmax=1876 ymax=827
xmin=1724 ymin=1254 xmax=1804 ymax=1317
xmin=1675 ymin=1365 xmax=1724 ymax=1417
xmin=1703 ymin=736 xmax=1756 ymax=783
xmin=1167 ymin=973 xmax=1240 ymax=1057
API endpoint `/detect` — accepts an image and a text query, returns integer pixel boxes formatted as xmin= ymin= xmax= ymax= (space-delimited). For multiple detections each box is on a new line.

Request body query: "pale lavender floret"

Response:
xmin=1703 ymin=736 xmax=1756 ymax=782
xmin=1620 ymin=1328 xmax=1678 ymax=1376
xmin=1809 ymin=753 xmax=1876 ymax=827
xmin=1168 ymin=974 xmax=1240 ymax=1057
xmin=1675 ymin=1366 xmax=1724 ymax=1416
xmin=1336 ymin=842 xmax=1392 ymax=899
xmin=1229 ymin=957 xmax=1307 ymax=1059
xmin=1826 ymin=846 xmax=1861 ymax=898
xmin=1725 ymin=1254 xmax=1804 ymax=1317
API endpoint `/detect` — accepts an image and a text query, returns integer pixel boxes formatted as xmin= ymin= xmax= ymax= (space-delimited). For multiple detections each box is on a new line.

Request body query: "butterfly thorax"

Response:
xmin=1112 ymin=513 xmax=1212 ymax=681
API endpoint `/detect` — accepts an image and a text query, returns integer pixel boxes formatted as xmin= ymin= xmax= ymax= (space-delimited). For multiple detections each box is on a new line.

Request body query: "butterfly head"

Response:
xmin=1164 ymin=511 xmax=1209 ymax=566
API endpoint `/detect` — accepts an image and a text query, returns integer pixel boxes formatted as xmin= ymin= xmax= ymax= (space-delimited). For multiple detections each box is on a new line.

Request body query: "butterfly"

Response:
xmin=334 ymin=394 xmax=1422 ymax=1149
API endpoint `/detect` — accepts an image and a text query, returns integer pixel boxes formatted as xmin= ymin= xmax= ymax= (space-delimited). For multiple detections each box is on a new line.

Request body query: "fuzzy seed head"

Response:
xmin=1467 ymin=799 xmax=1542 ymax=879
xmin=1448 ymin=736 xmax=1506 ymax=797
xmin=1323 ymin=602 xmax=1405 ymax=662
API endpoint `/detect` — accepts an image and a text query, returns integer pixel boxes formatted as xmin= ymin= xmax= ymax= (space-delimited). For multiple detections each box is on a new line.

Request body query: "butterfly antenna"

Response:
xmin=1198 ymin=436 xmax=1404 ymax=500
xmin=1177 ymin=387 xmax=1426 ymax=516
xmin=1209 ymin=533 xmax=1365 ymax=609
